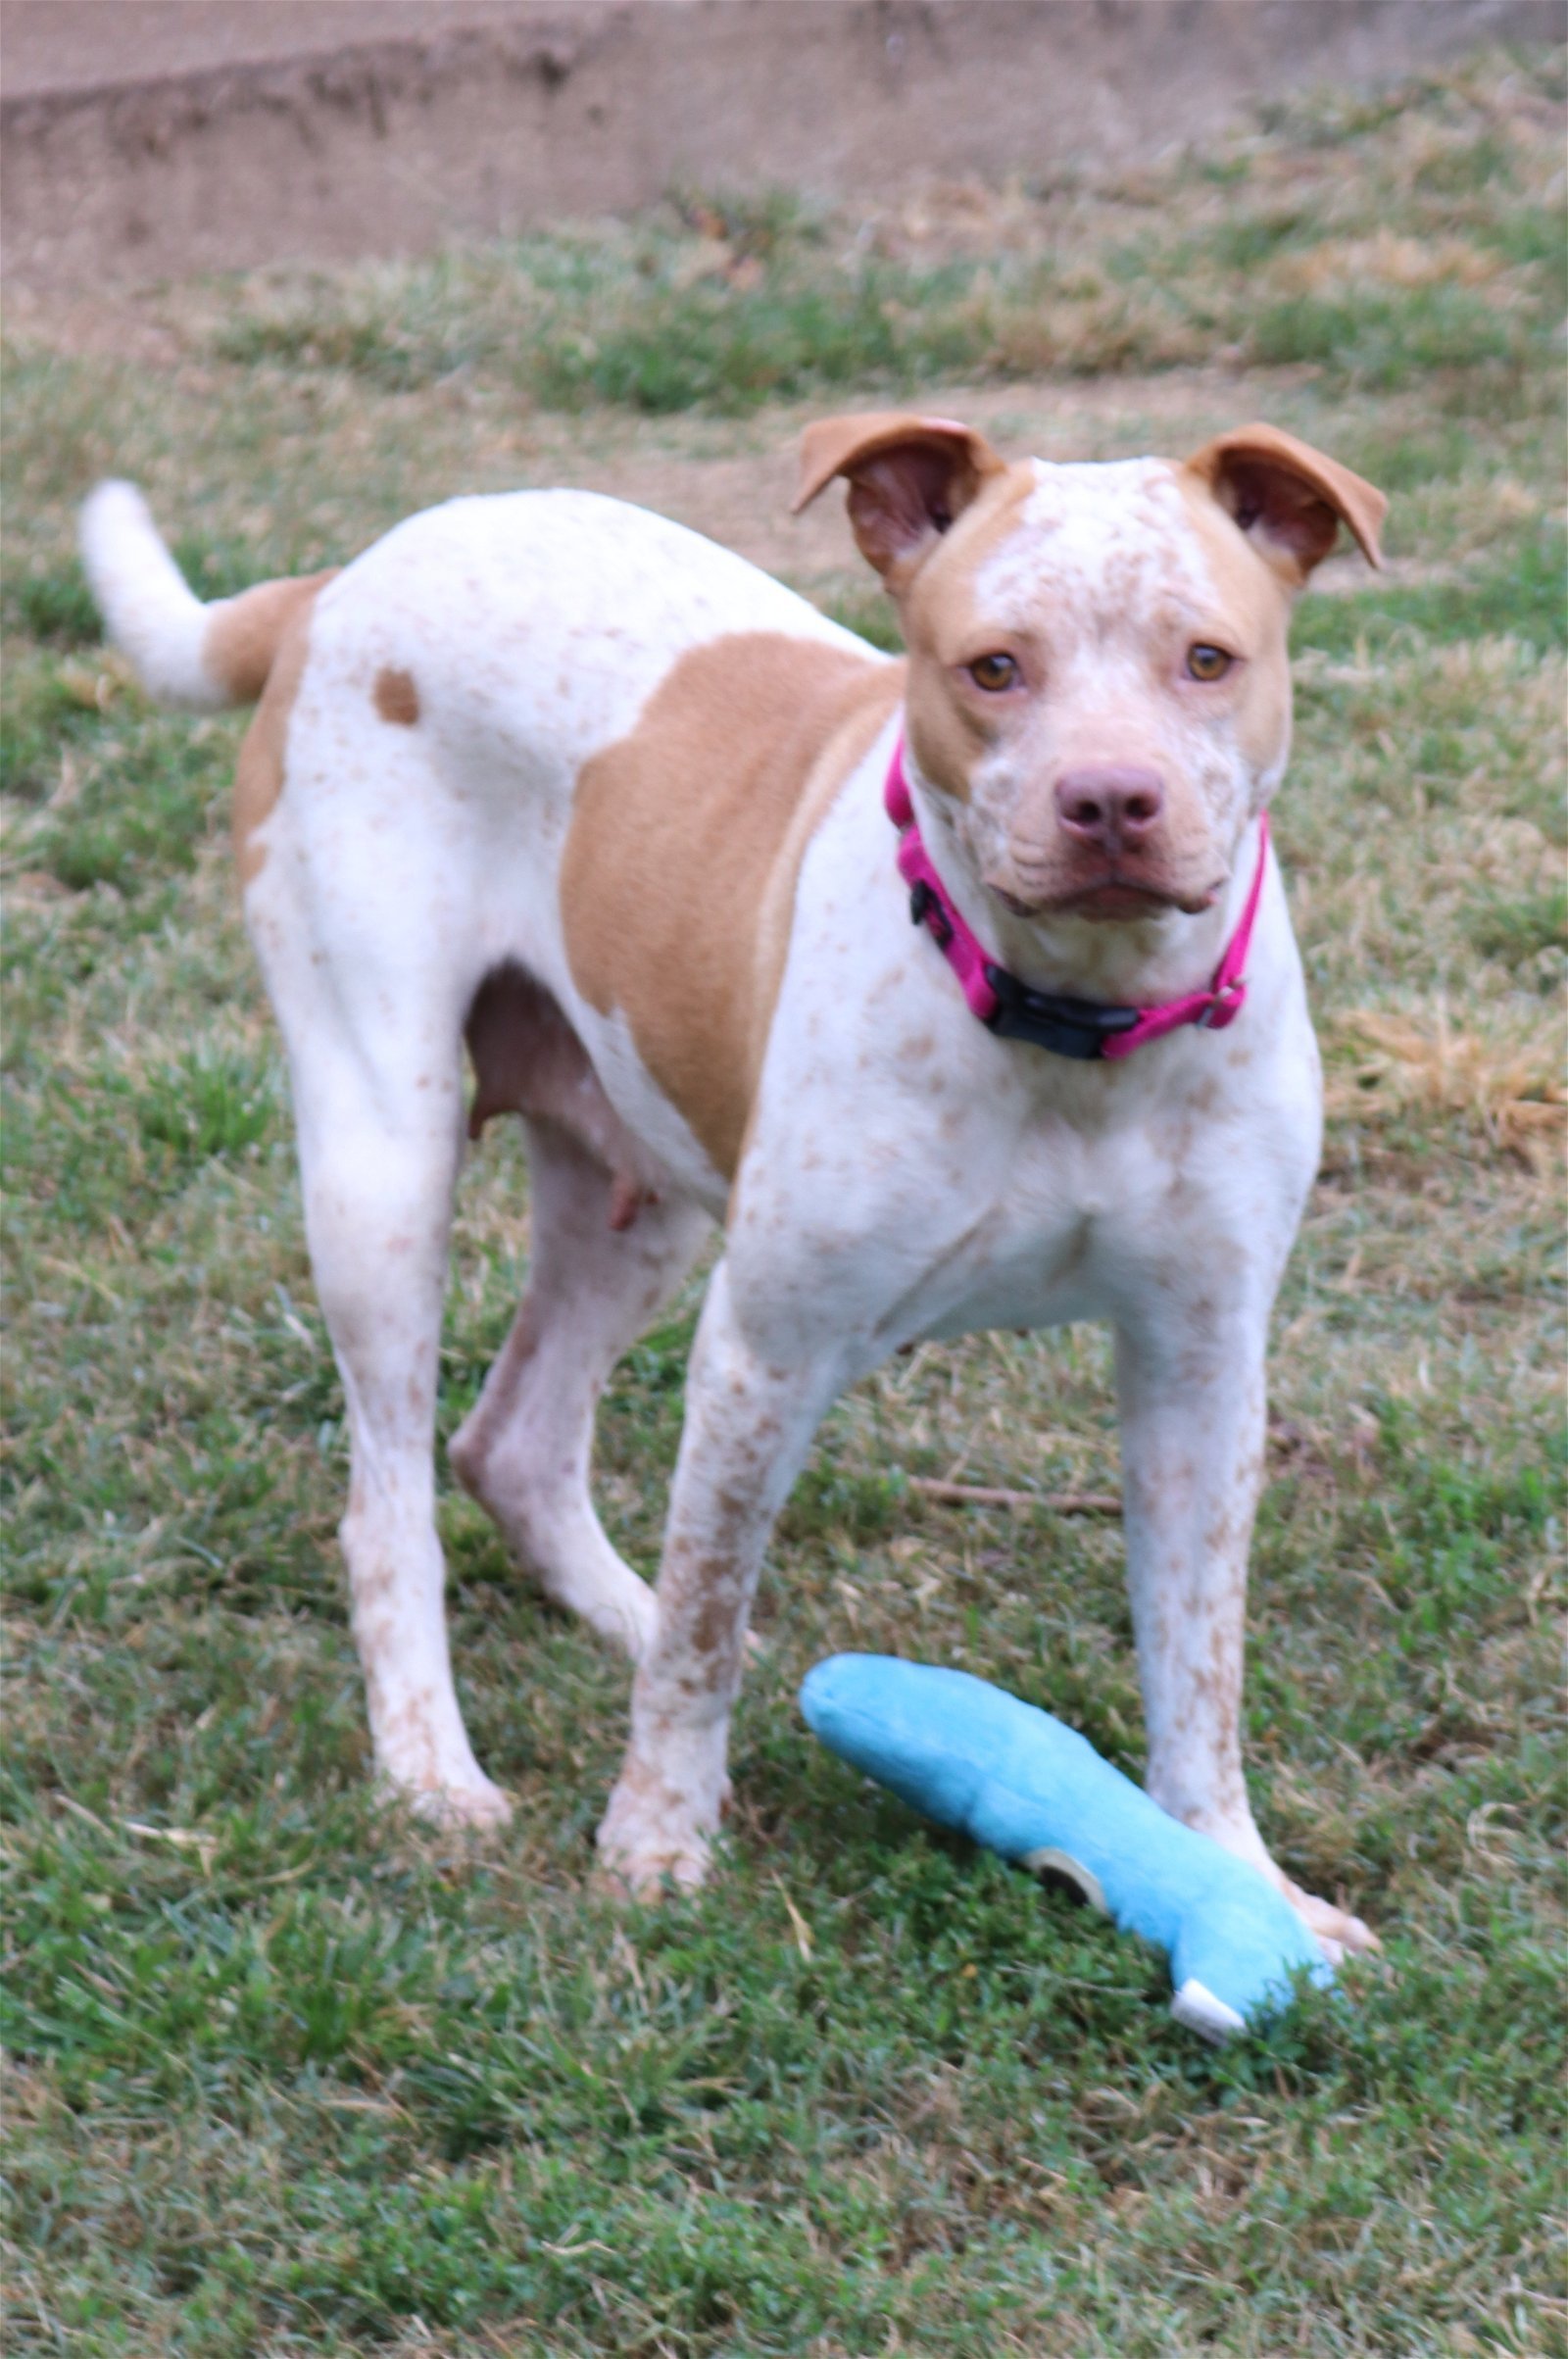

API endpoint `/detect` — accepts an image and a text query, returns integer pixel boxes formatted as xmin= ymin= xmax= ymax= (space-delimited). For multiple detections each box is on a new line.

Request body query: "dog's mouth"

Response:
xmin=991 ymin=875 xmax=1221 ymax=923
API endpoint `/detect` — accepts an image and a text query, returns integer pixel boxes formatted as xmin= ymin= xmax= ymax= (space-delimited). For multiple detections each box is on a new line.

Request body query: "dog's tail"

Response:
xmin=79 ymin=480 xmax=334 ymax=712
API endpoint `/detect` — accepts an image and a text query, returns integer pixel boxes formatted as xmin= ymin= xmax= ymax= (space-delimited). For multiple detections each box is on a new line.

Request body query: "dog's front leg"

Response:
xmin=598 ymin=1260 xmax=837 ymax=1897
xmin=1114 ymin=1300 xmax=1376 ymax=1962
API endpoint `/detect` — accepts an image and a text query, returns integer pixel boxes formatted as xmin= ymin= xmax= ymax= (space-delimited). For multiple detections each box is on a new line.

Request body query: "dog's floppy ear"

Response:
xmin=1184 ymin=422 xmax=1387 ymax=579
xmin=792 ymin=411 xmax=1006 ymax=586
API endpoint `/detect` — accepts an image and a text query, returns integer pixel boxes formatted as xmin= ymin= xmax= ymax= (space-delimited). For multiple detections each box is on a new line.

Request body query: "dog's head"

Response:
xmin=794 ymin=413 xmax=1385 ymax=928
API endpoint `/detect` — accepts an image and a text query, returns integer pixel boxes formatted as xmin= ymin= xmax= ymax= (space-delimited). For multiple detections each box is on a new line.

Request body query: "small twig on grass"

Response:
xmin=908 ymin=1477 xmax=1122 ymax=1515
xmin=55 ymin=1793 xmax=113 ymax=1835
xmin=122 ymin=1819 xmax=220 ymax=1873
xmin=771 ymin=1874 xmax=815 ymax=1962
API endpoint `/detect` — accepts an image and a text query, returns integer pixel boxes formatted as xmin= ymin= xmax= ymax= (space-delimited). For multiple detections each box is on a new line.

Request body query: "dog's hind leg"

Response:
xmin=449 ymin=1116 xmax=710 ymax=1661
xmin=272 ymin=949 xmax=511 ymax=1830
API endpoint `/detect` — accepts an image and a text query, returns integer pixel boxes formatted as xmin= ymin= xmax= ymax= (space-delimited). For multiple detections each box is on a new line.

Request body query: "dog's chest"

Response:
xmin=893 ymin=1089 xmax=1250 ymax=1342
xmin=727 ymin=772 xmax=1315 ymax=1352
xmin=735 ymin=996 xmax=1302 ymax=1359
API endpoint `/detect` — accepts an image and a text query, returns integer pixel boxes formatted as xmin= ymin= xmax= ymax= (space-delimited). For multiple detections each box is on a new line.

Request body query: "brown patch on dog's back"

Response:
xmin=231 ymin=578 xmax=333 ymax=887
xmin=563 ymin=631 xmax=904 ymax=1178
xmin=373 ymin=665 xmax=420 ymax=726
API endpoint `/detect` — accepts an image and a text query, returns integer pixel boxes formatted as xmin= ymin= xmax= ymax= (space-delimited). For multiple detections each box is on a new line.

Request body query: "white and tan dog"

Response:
xmin=81 ymin=413 xmax=1385 ymax=1956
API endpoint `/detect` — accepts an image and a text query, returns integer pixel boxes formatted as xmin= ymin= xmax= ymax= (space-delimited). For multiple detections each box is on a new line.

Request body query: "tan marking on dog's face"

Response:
xmin=231 ymin=580 xmax=331 ymax=887
xmin=205 ymin=569 xmax=338 ymax=706
xmin=1169 ymin=474 xmax=1295 ymax=780
xmin=563 ymin=632 xmax=904 ymax=1177
xmin=899 ymin=462 xmax=1043 ymax=807
xmin=373 ymin=665 xmax=420 ymax=727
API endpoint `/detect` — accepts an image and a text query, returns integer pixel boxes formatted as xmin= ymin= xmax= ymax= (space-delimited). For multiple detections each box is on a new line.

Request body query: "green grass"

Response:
xmin=1296 ymin=520 xmax=1568 ymax=660
xmin=4 ymin=42 xmax=1566 ymax=2359
xmin=189 ymin=50 xmax=1566 ymax=420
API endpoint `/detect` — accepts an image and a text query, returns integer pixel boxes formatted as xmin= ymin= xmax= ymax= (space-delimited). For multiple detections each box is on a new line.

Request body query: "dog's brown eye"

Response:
xmin=1187 ymin=644 xmax=1233 ymax=682
xmin=968 ymin=653 xmax=1019 ymax=692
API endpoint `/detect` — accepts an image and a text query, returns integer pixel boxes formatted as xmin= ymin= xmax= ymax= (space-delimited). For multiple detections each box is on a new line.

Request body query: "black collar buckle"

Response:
xmin=908 ymin=877 xmax=954 ymax=950
xmin=982 ymin=963 xmax=1141 ymax=1061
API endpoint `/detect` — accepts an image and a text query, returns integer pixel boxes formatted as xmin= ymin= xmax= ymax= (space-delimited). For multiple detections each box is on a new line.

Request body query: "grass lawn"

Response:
xmin=3 ymin=42 xmax=1564 ymax=2358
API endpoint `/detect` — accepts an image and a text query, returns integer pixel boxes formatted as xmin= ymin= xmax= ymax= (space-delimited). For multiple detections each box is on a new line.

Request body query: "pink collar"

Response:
xmin=885 ymin=739 xmax=1269 ymax=1061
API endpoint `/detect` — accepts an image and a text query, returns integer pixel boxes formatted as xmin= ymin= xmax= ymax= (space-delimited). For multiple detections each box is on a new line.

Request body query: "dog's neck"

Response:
xmin=904 ymin=760 xmax=1267 ymax=1016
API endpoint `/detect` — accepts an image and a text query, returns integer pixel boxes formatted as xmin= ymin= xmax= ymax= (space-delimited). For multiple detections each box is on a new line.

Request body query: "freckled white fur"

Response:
xmin=83 ymin=468 xmax=1368 ymax=1960
xmin=974 ymin=459 xmax=1209 ymax=624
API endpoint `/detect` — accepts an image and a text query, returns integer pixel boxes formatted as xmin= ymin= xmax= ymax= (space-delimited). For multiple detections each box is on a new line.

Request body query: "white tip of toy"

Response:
xmin=1171 ymin=1978 xmax=1247 ymax=2044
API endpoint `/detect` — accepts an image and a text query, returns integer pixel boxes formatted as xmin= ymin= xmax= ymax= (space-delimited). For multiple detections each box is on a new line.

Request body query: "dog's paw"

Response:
xmin=533 ymin=1552 xmax=661 ymax=1664
xmin=1177 ymin=1810 xmax=1381 ymax=1969
xmin=1281 ymin=1878 xmax=1380 ymax=1966
xmin=391 ymin=1771 xmax=514 ymax=1835
xmin=596 ymin=1753 xmax=727 ymax=1901
xmin=592 ymin=1574 xmax=660 ymax=1666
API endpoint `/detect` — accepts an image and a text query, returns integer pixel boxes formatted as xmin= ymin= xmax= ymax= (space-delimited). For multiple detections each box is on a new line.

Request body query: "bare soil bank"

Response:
xmin=3 ymin=0 xmax=1558 ymax=287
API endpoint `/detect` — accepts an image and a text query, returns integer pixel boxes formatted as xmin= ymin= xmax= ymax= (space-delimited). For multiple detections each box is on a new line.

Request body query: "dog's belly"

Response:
xmin=573 ymin=1002 xmax=734 ymax=1210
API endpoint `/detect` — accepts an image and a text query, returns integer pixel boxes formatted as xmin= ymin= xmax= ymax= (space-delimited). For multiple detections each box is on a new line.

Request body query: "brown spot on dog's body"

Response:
xmin=205 ymin=569 xmax=338 ymax=706
xmin=373 ymin=665 xmax=420 ymax=727
xmin=464 ymin=960 xmax=661 ymax=1221
xmin=563 ymin=632 xmax=904 ymax=1177
xmin=231 ymin=576 xmax=336 ymax=887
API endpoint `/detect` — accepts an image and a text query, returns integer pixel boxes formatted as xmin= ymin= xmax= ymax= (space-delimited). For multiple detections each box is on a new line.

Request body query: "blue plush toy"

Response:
xmin=799 ymin=1654 xmax=1333 ymax=2041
